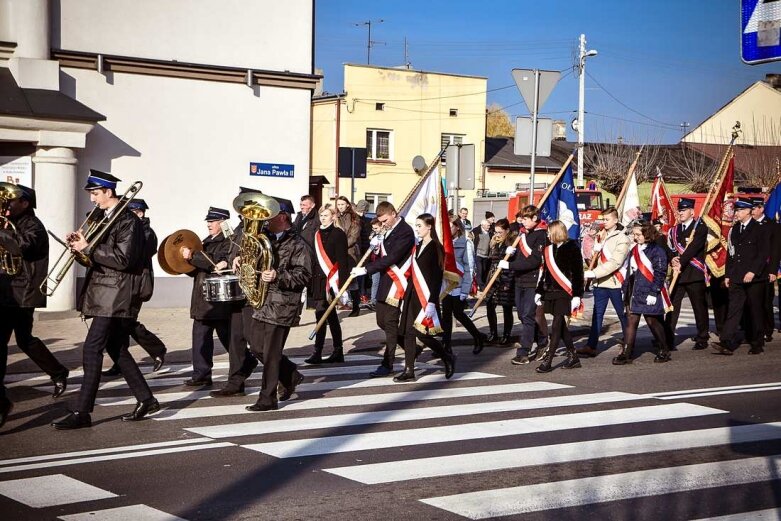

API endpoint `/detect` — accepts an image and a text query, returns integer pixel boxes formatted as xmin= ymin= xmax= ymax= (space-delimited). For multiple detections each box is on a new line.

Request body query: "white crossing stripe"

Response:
xmin=59 ymin=504 xmax=188 ymax=521
xmin=155 ymin=382 xmax=571 ymax=421
xmin=185 ymin=391 xmax=644 ymax=438
xmin=691 ymin=508 xmax=781 ymax=521
xmin=324 ymin=422 xmax=781 ymax=484
xmin=420 ymin=455 xmax=781 ymax=519
xmin=242 ymin=403 xmax=723 ymax=458
xmin=648 ymin=382 xmax=781 ymax=400
xmin=0 ymin=474 xmax=117 ymax=508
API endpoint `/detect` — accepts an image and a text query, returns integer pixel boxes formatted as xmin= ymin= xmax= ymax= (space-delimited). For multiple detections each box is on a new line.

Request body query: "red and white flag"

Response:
xmin=702 ymin=156 xmax=735 ymax=278
xmin=650 ymin=171 xmax=675 ymax=234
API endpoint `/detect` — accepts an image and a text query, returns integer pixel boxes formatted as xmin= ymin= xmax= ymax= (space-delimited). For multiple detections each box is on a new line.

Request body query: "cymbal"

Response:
xmin=158 ymin=229 xmax=202 ymax=275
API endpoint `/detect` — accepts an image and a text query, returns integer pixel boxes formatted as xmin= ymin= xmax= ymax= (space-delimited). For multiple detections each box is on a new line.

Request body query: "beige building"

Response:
xmin=311 ymin=64 xmax=487 ymax=214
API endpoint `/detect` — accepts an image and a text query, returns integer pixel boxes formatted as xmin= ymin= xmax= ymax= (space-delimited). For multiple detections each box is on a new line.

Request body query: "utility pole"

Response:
xmin=577 ymin=33 xmax=597 ymax=188
xmin=680 ymin=121 xmax=690 ymax=136
xmin=404 ymin=37 xmax=411 ymax=69
xmin=356 ymin=19 xmax=384 ymax=64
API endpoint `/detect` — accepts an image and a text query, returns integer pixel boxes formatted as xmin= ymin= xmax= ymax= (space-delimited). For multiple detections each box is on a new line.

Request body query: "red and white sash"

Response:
xmin=544 ymin=245 xmax=573 ymax=296
xmin=382 ymin=243 xmax=413 ymax=306
xmin=630 ymin=245 xmax=672 ymax=311
xmin=315 ymin=230 xmax=339 ymax=301
xmin=518 ymin=231 xmax=533 ymax=258
xmin=598 ymin=237 xmax=626 ymax=284
xmin=670 ymin=223 xmax=709 ymax=283
xmin=410 ymin=244 xmax=443 ymax=335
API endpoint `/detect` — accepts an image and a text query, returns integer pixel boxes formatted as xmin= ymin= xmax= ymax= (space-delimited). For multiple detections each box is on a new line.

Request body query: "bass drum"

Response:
xmin=202 ymin=274 xmax=245 ymax=302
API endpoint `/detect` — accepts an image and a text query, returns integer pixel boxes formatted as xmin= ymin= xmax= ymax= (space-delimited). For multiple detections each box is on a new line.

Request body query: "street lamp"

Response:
xmin=577 ymin=34 xmax=597 ymax=188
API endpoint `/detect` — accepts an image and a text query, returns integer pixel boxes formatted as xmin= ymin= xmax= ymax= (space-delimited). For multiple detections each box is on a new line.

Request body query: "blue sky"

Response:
xmin=316 ymin=0 xmax=779 ymax=144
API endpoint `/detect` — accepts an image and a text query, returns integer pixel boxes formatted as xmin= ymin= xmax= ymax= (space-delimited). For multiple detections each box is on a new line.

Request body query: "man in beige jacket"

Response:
xmin=578 ymin=207 xmax=630 ymax=357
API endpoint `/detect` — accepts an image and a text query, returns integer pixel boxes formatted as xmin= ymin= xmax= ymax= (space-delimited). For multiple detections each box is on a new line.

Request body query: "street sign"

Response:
xmin=742 ymin=0 xmax=781 ymax=64
xmin=249 ymin=162 xmax=294 ymax=178
xmin=511 ymin=69 xmax=561 ymax=111
xmin=337 ymin=147 xmax=367 ymax=178
xmin=514 ymin=117 xmax=553 ymax=157
xmin=445 ymin=144 xmax=475 ymax=191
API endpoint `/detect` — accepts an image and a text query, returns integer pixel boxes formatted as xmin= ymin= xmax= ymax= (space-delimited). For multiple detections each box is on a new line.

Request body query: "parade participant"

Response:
xmin=579 ymin=207 xmax=631 ymax=358
xmin=103 ymin=199 xmax=166 ymax=377
xmin=472 ymin=219 xmax=493 ymax=291
xmin=52 ymin=171 xmax=157 ymax=429
xmin=349 ymin=201 xmax=415 ymax=377
xmin=1 ymin=185 xmax=69 ymax=428
xmin=305 ymin=206 xmax=349 ymax=364
xmin=751 ymin=197 xmax=781 ymax=342
xmin=336 ymin=195 xmax=362 ymax=317
xmin=246 ymin=199 xmax=310 ymax=411
xmin=367 ymin=218 xmax=383 ymax=310
xmin=535 ymin=220 xmax=584 ymax=373
xmin=508 ymin=209 xmax=524 ymax=234
xmin=293 ymin=194 xmax=317 ymax=246
xmin=394 ymin=213 xmax=454 ymax=382
xmin=355 ymin=199 xmax=374 ymax=305
xmin=458 ymin=208 xmax=472 ymax=233
xmin=180 ymin=206 xmax=231 ymax=387
xmin=441 ymin=217 xmax=484 ymax=355
xmin=614 ymin=221 xmax=672 ymax=364
xmin=485 ymin=218 xmax=516 ymax=346
xmin=502 ymin=205 xmax=546 ymax=364
xmin=666 ymin=198 xmax=710 ymax=351
xmin=713 ymin=199 xmax=770 ymax=355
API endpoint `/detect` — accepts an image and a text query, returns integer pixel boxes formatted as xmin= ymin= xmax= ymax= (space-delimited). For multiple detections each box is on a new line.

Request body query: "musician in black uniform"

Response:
xmin=713 ymin=199 xmax=770 ymax=355
xmin=750 ymin=197 xmax=781 ymax=342
xmin=349 ymin=201 xmax=415 ymax=377
xmin=52 ymin=171 xmax=158 ymax=429
xmin=665 ymin=198 xmax=711 ymax=350
xmin=1 ymin=185 xmax=69 ymax=428
xmin=180 ymin=207 xmax=232 ymax=386
xmin=102 ymin=199 xmax=166 ymax=376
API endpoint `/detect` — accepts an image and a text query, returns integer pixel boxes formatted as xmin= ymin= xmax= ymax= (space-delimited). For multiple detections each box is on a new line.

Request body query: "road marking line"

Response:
xmin=648 ymin=382 xmax=781 ymax=398
xmin=59 ymin=504 xmax=188 ymax=520
xmin=691 ymin=508 xmax=781 ymax=521
xmin=242 ymin=403 xmax=723 ymax=458
xmin=0 ymin=474 xmax=117 ymax=508
xmin=653 ymin=386 xmax=781 ymax=400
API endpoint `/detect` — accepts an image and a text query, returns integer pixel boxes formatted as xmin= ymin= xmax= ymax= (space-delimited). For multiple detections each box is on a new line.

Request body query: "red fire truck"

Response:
xmin=508 ymin=189 xmax=605 ymax=227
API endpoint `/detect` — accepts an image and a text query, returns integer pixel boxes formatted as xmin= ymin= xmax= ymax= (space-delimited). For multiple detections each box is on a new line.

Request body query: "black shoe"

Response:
xmin=52 ymin=371 xmax=68 ymax=399
xmin=322 ymin=349 xmax=344 ymax=364
xmin=535 ymin=360 xmax=553 ymax=373
xmin=653 ymin=352 xmax=672 ymax=363
xmin=486 ymin=332 xmax=498 ymax=344
xmin=498 ymin=334 xmax=512 ymax=346
xmin=511 ymin=355 xmax=530 ymax=365
xmin=562 ymin=354 xmax=582 ymax=369
xmin=304 ymin=352 xmax=323 ymax=364
xmin=184 ymin=377 xmax=212 ymax=386
xmin=279 ymin=371 xmax=304 ymax=402
xmin=765 ymin=334 xmax=773 ymax=343
xmin=711 ymin=343 xmax=734 ymax=356
xmin=121 ymin=398 xmax=160 ymax=421
xmin=0 ymin=398 xmax=12 ymax=429
xmin=348 ymin=308 xmax=360 ymax=317
xmin=369 ymin=365 xmax=393 ymax=378
xmin=576 ymin=346 xmax=598 ymax=357
xmin=153 ymin=354 xmax=166 ymax=372
xmin=246 ymin=401 xmax=278 ymax=412
xmin=393 ymin=369 xmax=416 ymax=382
xmin=612 ymin=353 xmax=632 ymax=365
xmin=443 ymin=353 xmax=456 ymax=379
xmin=52 ymin=411 xmax=91 ymax=430
xmin=210 ymin=384 xmax=246 ymax=397
xmin=102 ymin=364 xmax=121 ymax=377
xmin=748 ymin=346 xmax=765 ymax=355
xmin=472 ymin=334 xmax=485 ymax=355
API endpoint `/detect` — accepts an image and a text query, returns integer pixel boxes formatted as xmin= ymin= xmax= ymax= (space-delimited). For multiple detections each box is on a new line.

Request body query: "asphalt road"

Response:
xmin=1 ymin=298 xmax=780 ymax=520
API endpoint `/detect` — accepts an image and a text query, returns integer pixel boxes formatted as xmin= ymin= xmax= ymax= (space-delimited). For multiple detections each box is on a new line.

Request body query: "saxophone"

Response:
xmin=232 ymin=192 xmax=280 ymax=308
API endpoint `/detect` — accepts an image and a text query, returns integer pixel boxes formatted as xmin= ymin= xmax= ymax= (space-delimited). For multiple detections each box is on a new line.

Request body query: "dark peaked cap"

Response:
xmin=84 ymin=169 xmax=120 ymax=190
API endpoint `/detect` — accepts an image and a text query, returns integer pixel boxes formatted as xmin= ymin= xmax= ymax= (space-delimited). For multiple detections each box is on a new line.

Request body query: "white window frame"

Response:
xmin=441 ymin=133 xmax=465 ymax=164
xmin=364 ymin=192 xmax=392 ymax=213
xmin=366 ymin=128 xmax=394 ymax=161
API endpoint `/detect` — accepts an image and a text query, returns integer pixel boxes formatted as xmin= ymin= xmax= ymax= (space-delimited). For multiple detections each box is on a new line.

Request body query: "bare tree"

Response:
xmin=486 ymin=103 xmax=514 ymax=138
xmin=666 ymin=143 xmax=722 ymax=192
xmin=586 ymin=140 xmax=666 ymax=195
xmin=740 ymin=117 xmax=781 ymax=188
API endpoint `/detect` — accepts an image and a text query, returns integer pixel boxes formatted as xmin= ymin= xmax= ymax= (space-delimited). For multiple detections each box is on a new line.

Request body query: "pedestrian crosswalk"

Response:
xmin=3 ymin=353 xmax=781 ymax=519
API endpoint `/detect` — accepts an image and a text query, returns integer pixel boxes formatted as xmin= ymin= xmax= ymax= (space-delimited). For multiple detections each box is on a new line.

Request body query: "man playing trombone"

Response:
xmin=52 ymin=171 xmax=158 ymax=430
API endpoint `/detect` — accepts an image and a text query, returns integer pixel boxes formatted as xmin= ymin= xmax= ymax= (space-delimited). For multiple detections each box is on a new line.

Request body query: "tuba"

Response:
xmin=0 ymin=182 xmax=23 ymax=276
xmin=232 ymin=192 xmax=280 ymax=308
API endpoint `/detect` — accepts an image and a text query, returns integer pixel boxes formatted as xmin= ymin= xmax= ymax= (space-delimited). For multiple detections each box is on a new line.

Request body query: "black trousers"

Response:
xmin=665 ymin=281 xmax=710 ymax=347
xmin=625 ymin=313 xmax=668 ymax=353
xmin=763 ymin=281 xmax=776 ymax=338
xmin=191 ymin=318 xmax=231 ymax=380
xmin=709 ymin=277 xmax=729 ymax=335
xmin=547 ymin=313 xmax=574 ymax=355
xmin=106 ymin=320 xmax=167 ymax=366
xmin=475 ymin=256 xmax=491 ymax=290
xmin=441 ymin=294 xmax=480 ymax=346
xmin=401 ymin=310 xmax=447 ymax=370
xmin=486 ymin=302 xmax=513 ymax=336
xmin=314 ymin=299 xmax=343 ymax=353
xmin=722 ymin=281 xmax=765 ymax=350
xmin=1 ymin=306 xmax=68 ymax=402
xmin=376 ymin=301 xmax=403 ymax=369
xmin=225 ymin=305 xmax=259 ymax=388
xmin=78 ymin=317 xmax=152 ymax=413
xmin=249 ymin=320 xmax=297 ymax=406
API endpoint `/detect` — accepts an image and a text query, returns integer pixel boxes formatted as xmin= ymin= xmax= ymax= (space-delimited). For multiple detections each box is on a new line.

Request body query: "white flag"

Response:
xmin=618 ymin=169 xmax=640 ymax=226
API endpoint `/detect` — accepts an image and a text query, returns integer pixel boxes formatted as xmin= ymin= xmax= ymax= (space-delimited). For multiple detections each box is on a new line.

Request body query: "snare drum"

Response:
xmin=202 ymin=274 xmax=245 ymax=302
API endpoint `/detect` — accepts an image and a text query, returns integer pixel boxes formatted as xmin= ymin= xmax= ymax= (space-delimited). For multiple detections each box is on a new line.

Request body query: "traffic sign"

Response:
xmin=512 ymin=69 xmax=561 ymax=111
xmin=742 ymin=0 xmax=781 ymax=64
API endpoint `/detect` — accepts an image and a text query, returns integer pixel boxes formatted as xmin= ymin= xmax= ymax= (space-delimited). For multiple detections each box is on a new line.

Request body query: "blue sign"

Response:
xmin=742 ymin=0 xmax=781 ymax=64
xmin=249 ymin=162 xmax=294 ymax=178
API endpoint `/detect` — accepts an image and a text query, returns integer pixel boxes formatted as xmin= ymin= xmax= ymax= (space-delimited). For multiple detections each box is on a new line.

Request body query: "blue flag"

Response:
xmin=539 ymin=164 xmax=581 ymax=240
xmin=765 ymin=182 xmax=781 ymax=222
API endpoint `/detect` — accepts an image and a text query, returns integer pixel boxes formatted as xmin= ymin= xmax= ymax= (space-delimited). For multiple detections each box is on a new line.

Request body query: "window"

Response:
xmin=441 ymin=133 xmax=465 ymax=164
xmin=366 ymin=129 xmax=393 ymax=161
xmin=449 ymin=108 xmax=458 ymax=117
xmin=364 ymin=193 xmax=392 ymax=213
xmin=375 ymin=102 xmax=385 ymax=111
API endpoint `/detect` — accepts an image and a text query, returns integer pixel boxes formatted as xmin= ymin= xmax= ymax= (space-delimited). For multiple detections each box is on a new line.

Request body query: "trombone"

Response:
xmin=40 ymin=181 xmax=143 ymax=296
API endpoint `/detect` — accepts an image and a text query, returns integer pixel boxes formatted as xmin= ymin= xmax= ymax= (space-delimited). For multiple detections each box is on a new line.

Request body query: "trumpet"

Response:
xmin=40 ymin=181 xmax=143 ymax=296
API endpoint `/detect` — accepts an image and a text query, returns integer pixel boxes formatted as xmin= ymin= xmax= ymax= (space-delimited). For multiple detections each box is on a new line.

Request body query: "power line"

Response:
xmin=586 ymin=71 xmax=679 ymax=128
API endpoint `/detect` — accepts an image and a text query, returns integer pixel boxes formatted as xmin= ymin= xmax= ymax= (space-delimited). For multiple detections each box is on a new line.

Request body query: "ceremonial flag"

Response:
xmin=702 ymin=156 xmax=735 ymax=278
xmin=617 ymin=168 xmax=641 ymax=226
xmin=650 ymin=171 xmax=675 ymax=234
xmin=397 ymin=162 xmax=461 ymax=299
xmin=765 ymin=181 xmax=781 ymax=221
xmin=539 ymin=164 xmax=581 ymax=240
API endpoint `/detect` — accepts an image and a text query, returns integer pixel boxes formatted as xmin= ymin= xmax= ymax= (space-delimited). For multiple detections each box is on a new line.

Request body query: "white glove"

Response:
xmin=504 ymin=246 xmax=517 ymax=256
xmin=498 ymin=260 xmax=510 ymax=270
xmin=460 ymin=293 xmax=467 ymax=301
xmin=584 ymin=270 xmax=596 ymax=279
xmin=571 ymin=296 xmax=581 ymax=311
xmin=369 ymin=235 xmax=383 ymax=248
xmin=646 ymin=294 xmax=657 ymax=306
xmin=424 ymin=302 xmax=436 ymax=318
xmin=593 ymin=242 xmax=604 ymax=253
xmin=339 ymin=292 xmax=350 ymax=305
xmin=350 ymin=267 xmax=367 ymax=277
xmin=534 ymin=293 xmax=542 ymax=306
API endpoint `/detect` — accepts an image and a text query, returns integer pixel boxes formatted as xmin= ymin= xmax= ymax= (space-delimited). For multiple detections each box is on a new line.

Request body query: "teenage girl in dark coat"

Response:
xmin=485 ymin=218 xmax=516 ymax=345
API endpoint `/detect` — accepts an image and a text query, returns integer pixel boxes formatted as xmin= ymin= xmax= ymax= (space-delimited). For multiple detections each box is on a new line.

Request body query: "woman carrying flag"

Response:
xmin=615 ymin=221 xmax=672 ymax=365
xmin=484 ymin=219 xmax=516 ymax=346
xmin=305 ymin=206 xmax=349 ymax=364
xmin=394 ymin=213 xmax=455 ymax=382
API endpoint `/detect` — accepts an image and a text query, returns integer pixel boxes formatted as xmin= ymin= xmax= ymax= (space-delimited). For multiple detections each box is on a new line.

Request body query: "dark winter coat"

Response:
xmin=726 ymin=219 xmax=770 ymax=282
xmin=668 ymin=219 xmax=708 ymax=284
xmin=486 ymin=233 xmax=516 ymax=306
xmin=311 ymin=224 xmax=349 ymax=303
xmin=78 ymin=207 xmax=145 ymax=319
xmin=536 ymin=239 xmax=584 ymax=300
xmin=138 ymin=217 xmax=157 ymax=302
xmin=623 ymin=242 xmax=668 ymax=315
xmin=359 ymin=214 xmax=373 ymax=255
xmin=337 ymin=212 xmax=361 ymax=265
xmin=399 ymin=239 xmax=444 ymax=334
xmin=366 ymin=218 xmax=416 ymax=306
xmin=252 ymin=228 xmax=312 ymax=327
xmin=189 ymin=233 xmax=232 ymax=320
xmin=507 ymin=227 xmax=545 ymax=288
xmin=755 ymin=215 xmax=781 ymax=275
xmin=293 ymin=209 xmax=317 ymax=240
xmin=0 ymin=209 xmax=48 ymax=308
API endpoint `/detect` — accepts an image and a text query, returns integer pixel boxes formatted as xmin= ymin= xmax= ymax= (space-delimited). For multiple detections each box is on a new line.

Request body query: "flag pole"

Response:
xmin=469 ymin=153 xmax=575 ymax=318
xmin=308 ymin=150 xmax=446 ymax=340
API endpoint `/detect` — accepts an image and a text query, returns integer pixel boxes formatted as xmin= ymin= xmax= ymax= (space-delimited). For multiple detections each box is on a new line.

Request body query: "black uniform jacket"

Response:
xmin=294 ymin=210 xmax=317 ymax=248
xmin=365 ymin=218 xmax=415 ymax=305
xmin=726 ymin=219 xmax=769 ymax=282
xmin=536 ymin=239 xmax=585 ymax=299
xmin=189 ymin=233 xmax=231 ymax=320
xmin=507 ymin=228 xmax=546 ymax=288
xmin=310 ymin=224 xmax=349 ymax=303
xmin=0 ymin=209 xmax=48 ymax=308
xmin=669 ymin=219 xmax=708 ymax=284
xmin=138 ymin=217 xmax=157 ymax=302
xmin=78 ymin=207 xmax=145 ymax=319
xmin=399 ymin=240 xmax=444 ymax=330
xmin=755 ymin=216 xmax=781 ymax=276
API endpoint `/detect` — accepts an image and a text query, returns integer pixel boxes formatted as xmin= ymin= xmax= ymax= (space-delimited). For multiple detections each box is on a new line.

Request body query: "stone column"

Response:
xmin=11 ymin=0 xmax=50 ymax=59
xmin=33 ymin=146 xmax=78 ymax=312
